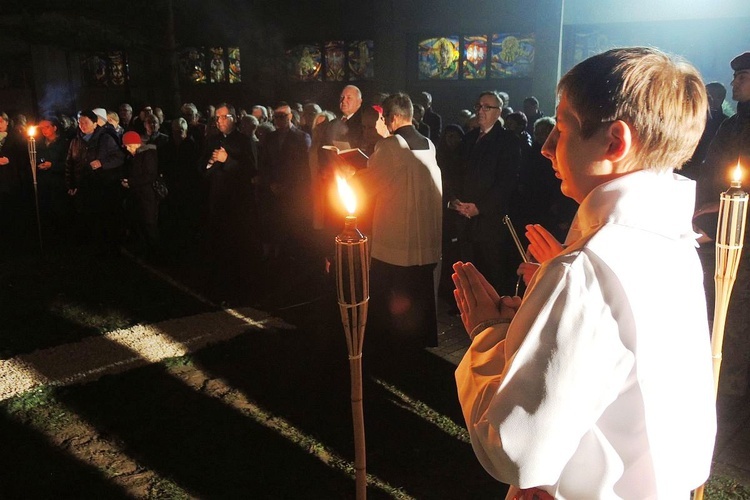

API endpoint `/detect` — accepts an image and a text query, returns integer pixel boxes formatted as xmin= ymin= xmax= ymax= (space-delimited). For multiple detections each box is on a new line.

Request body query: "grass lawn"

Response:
xmin=0 ymin=242 xmax=748 ymax=498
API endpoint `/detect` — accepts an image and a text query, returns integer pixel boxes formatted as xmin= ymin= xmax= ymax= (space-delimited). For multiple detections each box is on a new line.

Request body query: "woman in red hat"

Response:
xmin=121 ymin=131 xmax=160 ymax=258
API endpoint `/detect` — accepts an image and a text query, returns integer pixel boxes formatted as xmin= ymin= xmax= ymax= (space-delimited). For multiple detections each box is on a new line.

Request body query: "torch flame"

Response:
xmin=336 ymin=174 xmax=356 ymax=214
xmin=733 ymin=161 xmax=742 ymax=184
xmin=27 ymin=126 xmax=37 ymax=137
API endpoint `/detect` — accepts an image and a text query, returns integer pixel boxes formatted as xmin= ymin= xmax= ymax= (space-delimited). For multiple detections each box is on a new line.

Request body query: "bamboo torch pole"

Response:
xmin=335 ymin=176 xmax=369 ymax=499
xmin=694 ymin=161 xmax=748 ymax=500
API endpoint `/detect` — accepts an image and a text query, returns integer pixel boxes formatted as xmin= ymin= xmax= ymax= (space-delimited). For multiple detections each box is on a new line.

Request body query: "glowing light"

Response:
xmin=336 ymin=175 xmax=356 ymax=214
xmin=27 ymin=126 xmax=36 ymax=137
xmin=733 ymin=161 xmax=742 ymax=185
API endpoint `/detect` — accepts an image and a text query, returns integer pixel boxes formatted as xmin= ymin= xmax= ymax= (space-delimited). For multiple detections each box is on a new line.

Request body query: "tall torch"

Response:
xmin=710 ymin=161 xmax=748 ymax=394
xmin=27 ymin=126 xmax=43 ymax=252
xmin=694 ymin=161 xmax=748 ymax=500
xmin=335 ymin=175 xmax=369 ymax=499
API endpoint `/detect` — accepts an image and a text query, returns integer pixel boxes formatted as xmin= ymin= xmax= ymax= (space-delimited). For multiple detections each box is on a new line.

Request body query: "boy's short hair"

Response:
xmin=558 ymin=47 xmax=707 ymax=171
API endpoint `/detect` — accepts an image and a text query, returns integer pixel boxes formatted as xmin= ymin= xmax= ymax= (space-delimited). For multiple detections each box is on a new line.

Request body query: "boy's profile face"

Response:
xmin=542 ymin=94 xmax=612 ymax=204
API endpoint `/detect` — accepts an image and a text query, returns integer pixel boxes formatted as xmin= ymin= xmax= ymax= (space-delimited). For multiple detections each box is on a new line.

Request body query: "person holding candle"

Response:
xmin=354 ymin=92 xmax=443 ymax=350
xmin=695 ymin=51 xmax=750 ymax=396
xmin=36 ymin=117 xmax=70 ymax=244
xmin=453 ymin=47 xmax=716 ymax=498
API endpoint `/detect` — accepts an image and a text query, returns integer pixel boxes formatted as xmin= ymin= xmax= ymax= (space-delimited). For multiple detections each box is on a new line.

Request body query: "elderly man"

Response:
xmin=354 ymin=92 xmax=443 ymax=350
xmin=448 ymin=90 xmax=521 ymax=295
xmin=118 ymin=103 xmax=133 ymax=130
xmin=454 ymin=47 xmax=715 ymax=499
xmin=328 ymin=85 xmax=364 ymax=150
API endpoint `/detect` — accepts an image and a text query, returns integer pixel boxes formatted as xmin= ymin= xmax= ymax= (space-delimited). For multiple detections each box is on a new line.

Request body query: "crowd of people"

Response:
xmin=0 ymin=85 xmax=571 ymax=308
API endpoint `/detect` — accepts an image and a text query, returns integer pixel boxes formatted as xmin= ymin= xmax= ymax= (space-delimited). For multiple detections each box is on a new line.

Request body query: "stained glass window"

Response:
xmin=287 ymin=44 xmax=322 ymax=82
xmin=348 ymin=40 xmax=374 ymax=81
xmin=324 ymin=41 xmax=346 ymax=81
xmin=418 ymin=37 xmax=459 ymax=80
xmin=209 ymin=47 xmax=226 ymax=83
xmin=462 ymin=36 xmax=487 ymax=79
xmin=228 ymin=47 xmax=241 ymax=83
xmin=490 ymin=33 xmax=535 ymax=79
xmin=80 ymin=52 xmax=129 ymax=87
xmin=179 ymin=48 xmax=207 ymax=84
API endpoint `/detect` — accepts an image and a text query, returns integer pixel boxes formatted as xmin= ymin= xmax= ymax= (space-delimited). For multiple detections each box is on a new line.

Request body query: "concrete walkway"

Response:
xmin=428 ymin=298 xmax=750 ymax=489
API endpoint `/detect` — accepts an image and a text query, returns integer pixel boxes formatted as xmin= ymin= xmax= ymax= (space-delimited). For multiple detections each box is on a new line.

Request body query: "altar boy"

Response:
xmin=453 ymin=47 xmax=716 ymax=498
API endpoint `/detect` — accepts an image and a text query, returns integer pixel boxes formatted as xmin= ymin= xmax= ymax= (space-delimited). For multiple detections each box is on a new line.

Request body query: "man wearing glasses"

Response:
xmin=199 ymin=103 xmax=258 ymax=299
xmin=447 ymin=90 xmax=521 ymax=295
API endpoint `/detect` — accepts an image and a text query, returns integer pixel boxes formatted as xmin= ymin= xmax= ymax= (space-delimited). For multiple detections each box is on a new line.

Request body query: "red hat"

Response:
xmin=122 ymin=131 xmax=142 ymax=146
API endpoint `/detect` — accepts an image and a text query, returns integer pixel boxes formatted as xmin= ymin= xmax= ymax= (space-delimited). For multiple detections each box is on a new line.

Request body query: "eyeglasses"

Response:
xmin=474 ymin=104 xmax=501 ymax=112
xmin=216 ymin=114 xmax=233 ymax=121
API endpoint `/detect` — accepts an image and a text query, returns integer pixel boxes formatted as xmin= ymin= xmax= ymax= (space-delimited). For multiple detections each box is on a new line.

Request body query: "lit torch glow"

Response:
xmin=27 ymin=126 xmax=37 ymax=137
xmin=336 ymin=174 xmax=357 ymax=215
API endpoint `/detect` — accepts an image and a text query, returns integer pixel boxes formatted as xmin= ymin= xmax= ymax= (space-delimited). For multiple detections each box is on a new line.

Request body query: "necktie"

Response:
xmin=341 ymin=116 xmax=348 ymax=123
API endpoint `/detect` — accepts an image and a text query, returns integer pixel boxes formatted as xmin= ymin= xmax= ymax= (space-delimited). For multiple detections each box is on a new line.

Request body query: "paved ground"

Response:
xmin=429 ymin=298 xmax=750 ymax=490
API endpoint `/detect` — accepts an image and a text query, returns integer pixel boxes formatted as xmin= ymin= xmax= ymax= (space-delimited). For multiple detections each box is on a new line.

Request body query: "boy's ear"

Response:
xmin=604 ymin=120 xmax=633 ymax=164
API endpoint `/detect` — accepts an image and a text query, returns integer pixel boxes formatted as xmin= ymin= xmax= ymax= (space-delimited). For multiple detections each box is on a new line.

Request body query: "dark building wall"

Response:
xmin=2 ymin=0 xmax=560 ymax=122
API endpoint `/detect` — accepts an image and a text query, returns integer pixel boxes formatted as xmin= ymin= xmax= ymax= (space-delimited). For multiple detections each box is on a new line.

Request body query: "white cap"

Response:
xmin=92 ymin=108 xmax=108 ymax=125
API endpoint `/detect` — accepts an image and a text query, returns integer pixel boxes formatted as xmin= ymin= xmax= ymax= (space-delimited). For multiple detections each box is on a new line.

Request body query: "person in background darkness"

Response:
xmin=696 ymin=51 xmax=750 ymax=396
xmin=121 ymin=131 xmax=160 ymax=259
xmin=64 ymin=109 xmax=124 ymax=251
xmin=36 ymin=117 xmax=70 ymax=243
xmin=0 ymin=111 xmax=28 ymax=255
xmin=418 ymin=91 xmax=442 ymax=142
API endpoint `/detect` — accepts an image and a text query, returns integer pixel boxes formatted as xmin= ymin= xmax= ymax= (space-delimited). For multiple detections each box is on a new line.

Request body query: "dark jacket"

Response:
xmin=698 ymin=101 xmax=750 ymax=205
xmin=65 ymin=126 xmax=124 ymax=191
xmin=453 ymin=122 xmax=521 ymax=242
xmin=199 ymin=128 xmax=257 ymax=229
xmin=124 ymin=144 xmax=159 ymax=224
xmin=0 ymin=131 xmax=26 ymax=195
xmin=423 ymin=107 xmax=442 ymax=142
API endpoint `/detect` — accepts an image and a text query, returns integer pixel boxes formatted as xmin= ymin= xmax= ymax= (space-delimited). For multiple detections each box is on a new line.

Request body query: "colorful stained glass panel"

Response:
xmin=179 ymin=48 xmax=207 ymax=84
xmin=462 ymin=35 xmax=487 ymax=79
xmin=490 ymin=33 xmax=535 ymax=78
xmin=228 ymin=47 xmax=241 ymax=83
xmin=324 ymin=41 xmax=346 ymax=81
xmin=287 ymin=44 xmax=322 ymax=82
xmin=348 ymin=40 xmax=374 ymax=81
xmin=209 ymin=47 xmax=226 ymax=83
xmin=418 ymin=37 xmax=459 ymax=80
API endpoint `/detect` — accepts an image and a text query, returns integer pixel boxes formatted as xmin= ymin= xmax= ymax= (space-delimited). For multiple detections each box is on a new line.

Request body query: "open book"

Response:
xmin=321 ymin=145 xmax=369 ymax=171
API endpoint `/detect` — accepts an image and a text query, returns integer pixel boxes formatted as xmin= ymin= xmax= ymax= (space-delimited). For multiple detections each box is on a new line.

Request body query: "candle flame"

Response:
xmin=27 ymin=126 xmax=36 ymax=137
xmin=733 ymin=161 xmax=742 ymax=184
xmin=336 ymin=175 xmax=356 ymax=214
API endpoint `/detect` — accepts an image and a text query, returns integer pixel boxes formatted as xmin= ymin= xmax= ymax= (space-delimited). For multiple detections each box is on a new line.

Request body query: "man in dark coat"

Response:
xmin=259 ymin=102 xmax=311 ymax=258
xmin=199 ymin=103 xmax=258 ymax=298
xmin=419 ymin=91 xmax=442 ymax=143
xmin=448 ymin=91 xmax=521 ymax=295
